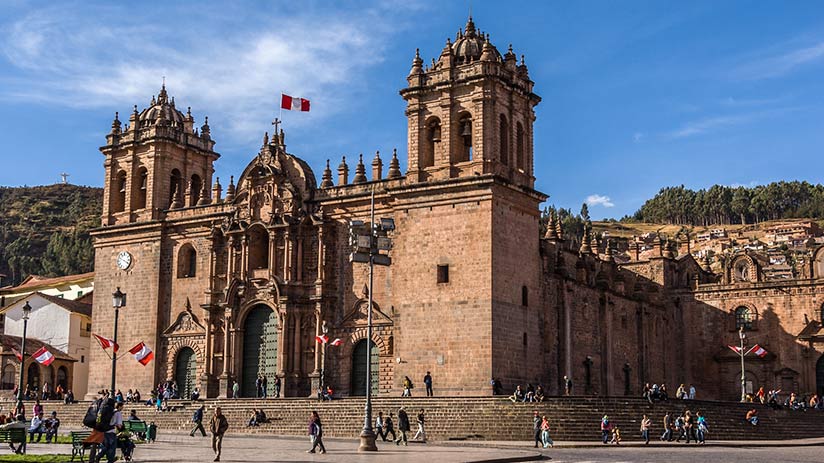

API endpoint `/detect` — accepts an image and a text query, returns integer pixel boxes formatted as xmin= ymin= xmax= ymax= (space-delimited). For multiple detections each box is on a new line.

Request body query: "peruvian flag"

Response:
xmin=728 ymin=345 xmax=742 ymax=354
xmin=32 ymin=347 xmax=55 ymax=366
xmin=129 ymin=342 xmax=154 ymax=366
xmin=330 ymin=338 xmax=343 ymax=347
xmin=315 ymin=334 xmax=329 ymax=344
xmin=93 ymin=333 xmax=119 ymax=353
xmin=749 ymin=344 xmax=768 ymax=358
xmin=281 ymin=94 xmax=310 ymax=112
xmin=12 ymin=348 xmax=22 ymax=362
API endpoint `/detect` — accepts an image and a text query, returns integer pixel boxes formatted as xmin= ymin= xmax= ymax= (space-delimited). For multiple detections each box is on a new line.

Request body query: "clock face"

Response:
xmin=116 ymin=251 xmax=132 ymax=270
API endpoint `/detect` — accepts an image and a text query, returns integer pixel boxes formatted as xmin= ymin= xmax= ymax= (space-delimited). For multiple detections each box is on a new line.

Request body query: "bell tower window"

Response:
xmin=456 ymin=113 xmax=473 ymax=163
xmin=499 ymin=115 xmax=509 ymax=166
xmin=134 ymin=167 xmax=148 ymax=210
xmin=169 ymin=169 xmax=182 ymax=208
xmin=516 ymin=122 xmax=525 ymax=171
xmin=248 ymin=226 xmax=270 ymax=270
xmin=422 ymin=117 xmax=440 ymax=168
xmin=189 ymin=174 xmax=202 ymax=207
xmin=112 ymin=170 xmax=127 ymax=213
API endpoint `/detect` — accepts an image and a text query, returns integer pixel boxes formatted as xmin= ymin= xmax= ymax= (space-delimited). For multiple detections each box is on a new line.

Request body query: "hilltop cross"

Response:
xmin=60 ymin=173 xmax=69 ymax=184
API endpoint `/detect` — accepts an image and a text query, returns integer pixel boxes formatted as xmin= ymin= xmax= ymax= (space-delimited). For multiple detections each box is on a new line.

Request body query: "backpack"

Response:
xmin=94 ymin=399 xmax=116 ymax=432
xmin=82 ymin=402 xmax=100 ymax=429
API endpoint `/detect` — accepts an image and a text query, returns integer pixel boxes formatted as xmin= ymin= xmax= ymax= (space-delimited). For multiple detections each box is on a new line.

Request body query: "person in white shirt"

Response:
xmin=28 ymin=412 xmax=45 ymax=442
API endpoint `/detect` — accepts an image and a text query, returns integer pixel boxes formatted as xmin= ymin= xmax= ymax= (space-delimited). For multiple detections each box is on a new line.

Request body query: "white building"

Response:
xmin=0 ymin=272 xmax=94 ymax=308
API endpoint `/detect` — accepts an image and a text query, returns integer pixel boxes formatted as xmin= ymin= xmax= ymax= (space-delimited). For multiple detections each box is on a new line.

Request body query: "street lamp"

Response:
xmin=739 ymin=327 xmax=747 ymax=402
xmin=16 ymin=301 xmax=32 ymax=419
xmin=111 ymin=287 xmax=126 ymax=394
xmin=320 ymin=320 xmax=329 ymax=391
xmin=349 ymin=188 xmax=393 ymax=452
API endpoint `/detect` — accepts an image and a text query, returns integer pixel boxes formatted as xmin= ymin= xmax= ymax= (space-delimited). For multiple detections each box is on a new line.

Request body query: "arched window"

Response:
xmin=57 ymin=366 xmax=68 ymax=390
xmin=1 ymin=365 xmax=15 ymax=389
xmin=134 ymin=167 xmax=148 ymax=210
xmin=516 ymin=122 xmax=525 ymax=171
xmin=248 ymin=226 xmax=269 ymax=270
xmin=169 ymin=169 xmax=182 ymax=208
xmin=422 ymin=117 xmax=440 ymax=168
xmin=27 ymin=362 xmax=40 ymax=392
xmin=456 ymin=113 xmax=472 ymax=163
xmin=735 ymin=306 xmax=753 ymax=330
xmin=112 ymin=170 xmax=127 ymax=213
xmin=499 ymin=114 xmax=509 ymax=165
xmin=177 ymin=244 xmax=197 ymax=278
xmin=189 ymin=174 xmax=202 ymax=207
xmin=521 ymin=285 xmax=528 ymax=307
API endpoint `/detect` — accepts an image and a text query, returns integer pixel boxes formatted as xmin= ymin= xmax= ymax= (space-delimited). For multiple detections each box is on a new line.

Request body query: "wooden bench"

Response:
xmin=0 ymin=428 xmax=26 ymax=453
xmin=70 ymin=430 xmax=94 ymax=462
xmin=124 ymin=420 xmax=147 ymax=439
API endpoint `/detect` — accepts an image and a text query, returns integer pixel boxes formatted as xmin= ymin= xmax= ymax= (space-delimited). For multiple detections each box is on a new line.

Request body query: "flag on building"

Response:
xmin=93 ymin=333 xmax=119 ymax=353
xmin=330 ymin=338 xmax=343 ymax=347
xmin=750 ymin=344 xmax=768 ymax=358
xmin=129 ymin=342 xmax=154 ymax=366
xmin=281 ymin=94 xmax=310 ymax=112
xmin=315 ymin=334 xmax=329 ymax=344
xmin=32 ymin=347 xmax=55 ymax=366
xmin=12 ymin=348 xmax=22 ymax=362
xmin=727 ymin=345 xmax=742 ymax=354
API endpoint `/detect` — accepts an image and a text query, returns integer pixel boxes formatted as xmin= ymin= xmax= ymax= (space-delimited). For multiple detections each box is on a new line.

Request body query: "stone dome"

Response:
xmin=451 ymin=16 xmax=500 ymax=64
xmin=138 ymin=84 xmax=186 ymax=125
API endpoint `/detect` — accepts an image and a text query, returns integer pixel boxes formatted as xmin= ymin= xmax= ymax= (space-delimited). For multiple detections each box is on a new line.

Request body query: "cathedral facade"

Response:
xmin=88 ymin=18 xmax=824 ymax=400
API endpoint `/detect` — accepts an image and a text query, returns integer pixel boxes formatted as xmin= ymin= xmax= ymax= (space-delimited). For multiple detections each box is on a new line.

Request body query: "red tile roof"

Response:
xmin=35 ymin=292 xmax=92 ymax=318
xmin=10 ymin=272 xmax=94 ymax=291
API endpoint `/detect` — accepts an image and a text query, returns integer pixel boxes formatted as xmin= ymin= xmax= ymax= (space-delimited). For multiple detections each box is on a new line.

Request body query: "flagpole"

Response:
xmin=739 ymin=327 xmax=746 ymax=402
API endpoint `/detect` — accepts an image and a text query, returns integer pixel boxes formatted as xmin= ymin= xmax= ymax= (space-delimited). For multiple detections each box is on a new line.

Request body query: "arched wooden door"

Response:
xmin=175 ymin=347 xmax=197 ymax=399
xmin=242 ymin=305 xmax=278 ymax=397
xmin=816 ymin=354 xmax=824 ymax=397
xmin=57 ymin=366 xmax=69 ymax=391
xmin=27 ymin=363 xmax=40 ymax=392
xmin=350 ymin=339 xmax=378 ymax=396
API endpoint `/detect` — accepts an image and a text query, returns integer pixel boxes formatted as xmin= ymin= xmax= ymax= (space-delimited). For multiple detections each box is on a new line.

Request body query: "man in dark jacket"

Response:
xmin=395 ymin=407 xmax=410 ymax=446
xmin=190 ymin=405 xmax=206 ymax=437
xmin=210 ymin=407 xmax=229 ymax=462
xmin=532 ymin=410 xmax=541 ymax=448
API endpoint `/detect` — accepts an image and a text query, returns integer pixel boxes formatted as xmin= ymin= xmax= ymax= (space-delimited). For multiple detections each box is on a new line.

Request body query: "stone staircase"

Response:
xmin=6 ymin=396 xmax=823 ymax=442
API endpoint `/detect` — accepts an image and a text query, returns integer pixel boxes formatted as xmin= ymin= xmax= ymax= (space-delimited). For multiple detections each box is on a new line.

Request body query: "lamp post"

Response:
xmin=16 ymin=301 xmax=32 ymax=419
xmin=111 ymin=287 xmax=126 ymax=394
xmin=320 ymin=321 xmax=329 ymax=391
xmin=739 ymin=327 xmax=746 ymax=402
xmin=349 ymin=188 xmax=393 ymax=452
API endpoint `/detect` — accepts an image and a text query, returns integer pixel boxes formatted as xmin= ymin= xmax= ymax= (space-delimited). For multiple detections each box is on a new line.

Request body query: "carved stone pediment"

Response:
xmin=342 ymin=299 xmax=393 ymax=327
xmin=163 ymin=299 xmax=206 ymax=338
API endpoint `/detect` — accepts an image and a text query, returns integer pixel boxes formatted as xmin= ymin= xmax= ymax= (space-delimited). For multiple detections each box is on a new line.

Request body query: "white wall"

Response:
xmin=68 ymin=314 xmax=90 ymax=396
xmin=4 ymin=297 xmax=71 ymax=353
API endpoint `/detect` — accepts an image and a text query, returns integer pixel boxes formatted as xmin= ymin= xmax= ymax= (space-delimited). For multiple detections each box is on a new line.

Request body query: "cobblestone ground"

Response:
xmin=543 ymin=446 xmax=824 ymax=463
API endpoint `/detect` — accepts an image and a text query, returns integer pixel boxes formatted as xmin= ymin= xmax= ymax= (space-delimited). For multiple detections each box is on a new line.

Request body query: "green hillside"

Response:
xmin=0 ymin=184 xmax=102 ymax=286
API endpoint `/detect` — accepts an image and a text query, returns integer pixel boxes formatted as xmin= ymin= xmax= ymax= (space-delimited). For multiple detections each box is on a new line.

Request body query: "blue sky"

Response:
xmin=2 ymin=0 xmax=824 ymax=220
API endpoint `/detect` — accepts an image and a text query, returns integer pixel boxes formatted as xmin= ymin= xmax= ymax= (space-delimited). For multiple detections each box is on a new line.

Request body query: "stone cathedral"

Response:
xmin=89 ymin=18 xmax=824 ymax=400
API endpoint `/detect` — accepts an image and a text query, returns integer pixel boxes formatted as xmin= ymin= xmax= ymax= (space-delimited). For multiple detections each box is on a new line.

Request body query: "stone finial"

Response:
xmin=579 ymin=225 xmax=592 ymax=255
xmin=197 ymin=179 xmax=211 ymax=206
xmin=353 ymin=154 xmax=367 ymax=184
xmin=591 ymin=232 xmax=600 ymax=256
xmin=603 ymin=240 xmax=615 ymax=263
xmin=663 ymin=239 xmax=675 ymax=259
xmin=371 ymin=150 xmax=383 ymax=181
xmin=544 ymin=211 xmax=559 ymax=241
xmin=110 ymin=112 xmax=121 ymax=135
xmin=387 ymin=148 xmax=401 ymax=179
xmin=171 ymin=183 xmax=183 ymax=209
xmin=555 ymin=214 xmax=563 ymax=240
xmin=212 ymin=177 xmax=222 ymax=203
xmin=320 ymin=160 xmax=334 ymax=188
xmin=702 ymin=254 xmax=712 ymax=272
xmin=337 ymin=156 xmax=349 ymax=185
xmin=480 ymin=36 xmax=496 ymax=62
xmin=409 ymin=48 xmax=423 ymax=76
xmin=262 ymin=131 xmax=269 ymax=147
xmin=201 ymin=116 xmax=211 ymax=140
xmin=225 ymin=175 xmax=235 ymax=203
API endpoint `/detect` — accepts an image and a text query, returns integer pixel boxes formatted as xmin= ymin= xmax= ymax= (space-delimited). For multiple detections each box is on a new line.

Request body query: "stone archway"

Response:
xmin=27 ymin=363 xmax=40 ymax=393
xmin=241 ymin=304 xmax=278 ymax=397
xmin=175 ymin=347 xmax=198 ymax=399
xmin=350 ymin=339 xmax=378 ymax=396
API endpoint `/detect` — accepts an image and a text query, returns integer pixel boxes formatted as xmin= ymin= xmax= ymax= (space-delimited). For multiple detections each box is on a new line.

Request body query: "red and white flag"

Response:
xmin=32 ymin=347 xmax=55 ymax=366
xmin=281 ymin=94 xmax=310 ymax=112
xmin=93 ymin=333 xmax=119 ymax=353
xmin=727 ymin=345 xmax=742 ymax=354
xmin=315 ymin=334 xmax=329 ymax=344
xmin=749 ymin=344 xmax=768 ymax=358
xmin=330 ymin=338 xmax=343 ymax=347
xmin=12 ymin=348 xmax=22 ymax=362
xmin=129 ymin=342 xmax=154 ymax=366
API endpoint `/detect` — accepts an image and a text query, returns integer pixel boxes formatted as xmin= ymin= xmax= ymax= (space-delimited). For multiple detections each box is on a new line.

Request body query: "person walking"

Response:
xmin=684 ymin=410 xmax=694 ymax=444
xmin=255 ymin=375 xmax=262 ymax=398
xmin=396 ymin=407 xmax=410 ymax=446
xmin=688 ymin=384 xmax=696 ymax=400
xmin=424 ymin=371 xmax=433 ymax=397
xmin=402 ymin=376 xmax=414 ymax=397
xmin=540 ymin=415 xmax=554 ymax=448
xmin=412 ymin=409 xmax=426 ymax=443
xmin=564 ymin=376 xmax=573 ymax=396
xmin=262 ymin=374 xmax=268 ymax=398
xmin=190 ymin=405 xmax=206 ymax=437
xmin=274 ymin=376 xmax=282 ymax=398
xmin=600 ymin=415 xmax=612 ymax=444
xmin=209 ymin=407 xmax=229 ymax=462
xmin=696 ymin=411 xmax=708 ymax=444
xmin=232 ymin=381 xmax=239 ymax=399
xmin=674 ymin=414 xmax=685 ymax=442
xmin=383 ymin=413 xmax=397 ymax=442
xmin=307 ymin=411 xmax=326 ymax=454
xmin=661 ymin=411 xmax=673 ymax=441
xmin=375 ymin=411 xmax=385 ymax=441
xmin=640 ymin=414 xmax=651 ymax=444
xmin=532 ymin=410 xmax=542 ymax=448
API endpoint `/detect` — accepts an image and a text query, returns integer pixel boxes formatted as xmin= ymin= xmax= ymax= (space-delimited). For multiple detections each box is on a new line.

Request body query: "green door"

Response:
xmin=351 ymin=339 xmax=379 ymax=396
xmin=175 ymin=347 xmax=197 ymax=399
xmin=242 ymin=305 xmax=278 ymax=397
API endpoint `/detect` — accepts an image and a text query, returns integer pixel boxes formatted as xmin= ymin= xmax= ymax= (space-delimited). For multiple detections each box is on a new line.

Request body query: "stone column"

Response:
xmin=218 ymin=307 xmax=231 ymax=398
xmin=268 ymin=230 xmax=276 ymax=280
xmin=283 ymin=231 xmax=291 ymax=282
xmin=316 ymin=227 xmax=324 ymax=283
xmin=277 ymin=311 xmax=289 ymax=396
xmin=296 ymin=235 xmax=303 ymax=282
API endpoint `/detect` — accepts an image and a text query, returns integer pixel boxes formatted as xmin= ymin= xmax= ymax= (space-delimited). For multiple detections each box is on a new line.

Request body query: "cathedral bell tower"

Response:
xmin=400 ymin=16 xmax=540 ymax=187
xmin=100 ymin=84 xmax=219 ymax=225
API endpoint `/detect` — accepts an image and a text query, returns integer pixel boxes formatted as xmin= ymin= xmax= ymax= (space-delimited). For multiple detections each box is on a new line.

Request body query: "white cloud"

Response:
xmin=731 ymin=40 xmax=824 ymax=80
xmin=586 ymin=194 xmax=614 ymax=208
xmin=0 ymin=3 xmax=399 ymax=142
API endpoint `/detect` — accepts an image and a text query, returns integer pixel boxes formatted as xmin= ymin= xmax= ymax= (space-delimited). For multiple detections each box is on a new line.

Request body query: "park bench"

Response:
xmin=70 ymin=430 xmax=94 ymax=462
xmin=123 ymin=420 xmax=147 ymax=436
xmin=0 ymin=428 xmax=26 ymax=454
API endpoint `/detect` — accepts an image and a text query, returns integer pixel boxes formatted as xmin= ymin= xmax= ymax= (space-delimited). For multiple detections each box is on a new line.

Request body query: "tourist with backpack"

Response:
xmin=97 ymin=398 xmax=121 ymax=463
xmin=209 ymin=407 xmax=229 ymax=462
xmin=190 ymin=405 xmax=206 ymax=437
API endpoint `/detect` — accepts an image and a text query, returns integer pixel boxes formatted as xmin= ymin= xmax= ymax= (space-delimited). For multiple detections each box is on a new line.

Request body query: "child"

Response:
xmin=611 ymin=425 xmax=622 ymax=445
